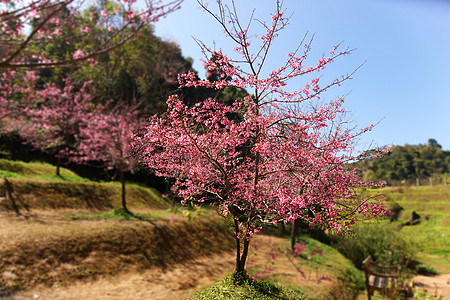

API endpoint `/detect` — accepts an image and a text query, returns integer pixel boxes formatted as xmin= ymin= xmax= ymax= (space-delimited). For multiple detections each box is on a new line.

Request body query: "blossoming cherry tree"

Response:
xmin=137 ymin=0 xmax=387 ymax=274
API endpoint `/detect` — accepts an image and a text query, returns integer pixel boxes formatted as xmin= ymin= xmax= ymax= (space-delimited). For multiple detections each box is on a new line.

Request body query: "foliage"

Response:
xmin=18 ymin=76 xmax=102 ymax=175
xmin=71 ymin=25 xmax=195 ymax=115
xmin=387 ymin=202 xmax=404 ymax=222
xmin=192 ymin=273 xmax=307 ymax=300
xmin=0 ymin=71 xmax=37 ymax=131
xmin=137 ymin=0 xmax=386 ymax=273
xmin=2 ymin=70 xmax=148 ymax=210
xmin=33 ymin=18 xmax=245 ymax=115
xmin=361 ymin=139 xmax=450 ymax=184
xmin=78 ymin=101 xmax=144 ymax=172
xmin=332 ymin=223 xmax=414 ymax=269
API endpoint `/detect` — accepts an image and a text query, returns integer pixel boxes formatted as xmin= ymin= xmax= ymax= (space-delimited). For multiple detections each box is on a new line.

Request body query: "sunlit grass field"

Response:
xmin=374 ymin=185 xmax=450 ymax=273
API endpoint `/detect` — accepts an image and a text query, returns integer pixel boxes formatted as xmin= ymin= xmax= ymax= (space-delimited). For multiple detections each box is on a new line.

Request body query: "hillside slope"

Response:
xmin=0 ymin=159 xmax=166 ymax=211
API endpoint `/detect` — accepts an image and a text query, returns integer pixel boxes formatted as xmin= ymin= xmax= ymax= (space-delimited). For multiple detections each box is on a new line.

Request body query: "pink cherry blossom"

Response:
xmin=72 ymin=49 xmax=85 ymax=59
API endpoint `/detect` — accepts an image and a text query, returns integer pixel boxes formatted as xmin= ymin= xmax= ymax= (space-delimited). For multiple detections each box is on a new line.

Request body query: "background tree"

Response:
xmin=22 ymin=78 xmax=102 ymax=176
xmin=79 ymin=101 xmax=146 ymax=213
xmin=0 ymin=71 xmax=102 ymax=175
xmin=0 ymin=70 xmax=32 ymax=128
xmin=71 ymin=25 xmax=195 ymax=114
xmin=361 ymin=139 xmax=450 ymax=184
xmin=0 ymin=0 xmax=183 ymax=70
xmin=137 ymin=0 xmax=386 ymax=275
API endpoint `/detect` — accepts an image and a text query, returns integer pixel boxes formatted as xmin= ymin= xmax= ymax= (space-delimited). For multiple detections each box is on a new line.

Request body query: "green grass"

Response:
xmin=192 ymin=273 xmax=307 ymax=300
xmin=71 ymin=208 xmax=154 ymax=221
xmin=0 ymin=169 xmax=21 ymax=178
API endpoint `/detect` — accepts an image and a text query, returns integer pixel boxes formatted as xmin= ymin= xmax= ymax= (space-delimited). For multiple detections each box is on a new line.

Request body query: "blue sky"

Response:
xmin=153 ymin=0 xmax=450 ymax=151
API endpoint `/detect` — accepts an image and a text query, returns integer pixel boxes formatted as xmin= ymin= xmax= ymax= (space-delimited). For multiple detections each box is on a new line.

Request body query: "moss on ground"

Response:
xmin=192 ymin=273 xmax=307 ymax=300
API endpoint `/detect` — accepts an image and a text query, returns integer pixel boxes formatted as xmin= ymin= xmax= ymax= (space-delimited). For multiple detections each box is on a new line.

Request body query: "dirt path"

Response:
xmin=11 ymin=235 xmax=333 ymax=300
xmin=413 ymin=274 xmax=450 ymax=299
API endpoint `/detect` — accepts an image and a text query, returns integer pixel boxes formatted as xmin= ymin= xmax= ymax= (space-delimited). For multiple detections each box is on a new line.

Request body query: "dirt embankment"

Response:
xmin=0 ymin=211 xmax=234 ymax=297
xmin=8 ymin=235 xmax=310 ymax=300
xmin=5 ymin=211 xmax=447 ymax=300
xmin=8 ymin=234 xmax=357 ymax=300
xmin=0 ymin=178 xmax=168 ymax=211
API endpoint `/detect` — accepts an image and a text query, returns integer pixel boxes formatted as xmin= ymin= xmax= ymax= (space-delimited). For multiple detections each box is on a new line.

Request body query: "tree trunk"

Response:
xmin=291 ymin=219 xmax=300 ymax=250
xmin=56 ymin=155 xmax=61 ymax=177
xmin=4 ymin=177 xmax=21 ymax=216
xmin=234 ymin=218 xmax=242 ymax=271
xmin=118 ymin=163 xmax=130 ymax=214
xmin=233 ymin=217 xmax=250 ymax=273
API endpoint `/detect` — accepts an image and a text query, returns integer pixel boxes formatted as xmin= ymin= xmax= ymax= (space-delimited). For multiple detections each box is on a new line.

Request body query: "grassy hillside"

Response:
xmin=0 ymin=159 xmax=88 ymax=182
xmin=381 ymin=185 xmax=450 ymax=273
xmin=0 ymin=159 xmax=167 ymax=211
xmin=338 ymin=186 xmax=449 ymax=274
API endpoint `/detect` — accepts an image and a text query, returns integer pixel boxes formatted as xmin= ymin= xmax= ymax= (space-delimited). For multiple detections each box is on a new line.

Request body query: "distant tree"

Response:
xmin=361 ymin=139 xmax=450 ymax=184
xmin=137 ymin=0 xmax=386 ymax=275
xmin=0 ymin=71 xmax=35 ymax=130
xmin=427 ymin=138 xmax=441 ymax=149
xmin=71 ymin=26 xmax=195 ymax=114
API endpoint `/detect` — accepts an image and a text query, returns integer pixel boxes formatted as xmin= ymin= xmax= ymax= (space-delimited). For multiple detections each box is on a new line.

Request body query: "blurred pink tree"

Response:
xmin=1 ymin=72 xmax=103 ymax=176
xmin=79 ymin=102 xmax=146 ymax=213
xmin=0 ymin=0 xmax=183 ymax=70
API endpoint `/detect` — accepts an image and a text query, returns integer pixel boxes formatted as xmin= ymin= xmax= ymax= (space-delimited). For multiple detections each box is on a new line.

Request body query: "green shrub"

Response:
xmin=388 ymin=202 xmax=404 ymax=222
xmin=332 ymin=224 xmax=414 ymax=269
xmin=415 ymin=263 xmax=437 ymax=275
